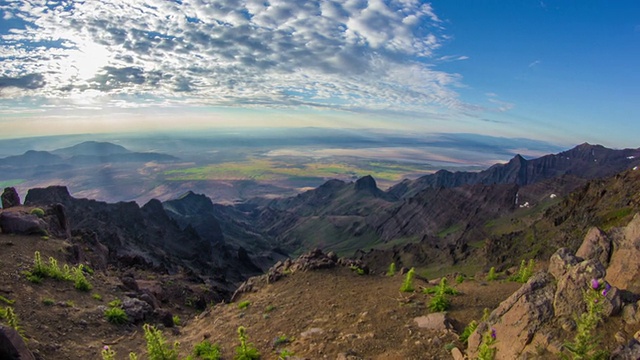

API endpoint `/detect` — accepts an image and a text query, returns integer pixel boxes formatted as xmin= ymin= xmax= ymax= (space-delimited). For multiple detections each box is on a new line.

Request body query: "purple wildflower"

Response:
xmin=103 ymin=346 xmax=109 ymax=351
xmin=491 ymin=328 xmax=497 ymax=340
xmin=602 ymin=283 xmax=611 ymax=296
xmin=590 ymin=278 xmax=600 ymax=290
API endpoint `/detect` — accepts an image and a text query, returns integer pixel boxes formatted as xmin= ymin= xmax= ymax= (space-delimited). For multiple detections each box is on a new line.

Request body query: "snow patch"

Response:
xmin=634 ymin=166 xmax=638 ymax=171
xmin=628 ymin=156 xmax=636 ymax=159
xmin=550 ymin=194 xmax=557 ymax=199
xmin=519 ymin=202 xmax=530 ymax=208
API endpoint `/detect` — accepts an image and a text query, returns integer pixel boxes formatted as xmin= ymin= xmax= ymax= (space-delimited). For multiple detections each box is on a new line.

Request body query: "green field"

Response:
xmin=0 ymin=179 xmax=25 ymax=188
xmin=164 ymin=158 xmax=433 ymax=183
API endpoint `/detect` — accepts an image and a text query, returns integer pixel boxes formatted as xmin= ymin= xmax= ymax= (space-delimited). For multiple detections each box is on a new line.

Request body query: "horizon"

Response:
xmin=1 ymin=1 xmax=639 ymax=147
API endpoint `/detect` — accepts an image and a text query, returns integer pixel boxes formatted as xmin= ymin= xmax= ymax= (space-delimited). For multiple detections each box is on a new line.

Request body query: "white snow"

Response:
xmin=634 ymin=166 xmax=638 ymax=171
xmin=628 ymin=156 xmax=636 ymax=159
xmin=550 ymin=194 xmax=557 ymax=199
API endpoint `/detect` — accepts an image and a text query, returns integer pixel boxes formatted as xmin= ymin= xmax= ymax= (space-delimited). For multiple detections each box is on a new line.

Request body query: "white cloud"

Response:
xmin=0 ymin=0 xmax=481 ymax=116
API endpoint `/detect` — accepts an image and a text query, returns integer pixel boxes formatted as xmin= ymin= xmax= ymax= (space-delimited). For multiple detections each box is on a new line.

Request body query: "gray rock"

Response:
xmin=576 ymin=227 xmax=612 ymax=267
xmin=122 ymin=297 xmax=153 ymax=323
xmin=549 ymin=248 xmax=580 ymax=280
xmin=553 ymin=259 xmax=606 ymax=317
xmin=1 ymin=188 xmax=20 ymax=209
xmin=606 ymin=213 xmax=640 ymax=293
xmin=0 ymin=211 xmax=47 ymax=235
xmin=622 ymin=303 xmax=639 ymax=325
xmin=413 ymin=313 xmax=452 ymax=331
xmin=0 ymin=325 xmax=35 ymax=360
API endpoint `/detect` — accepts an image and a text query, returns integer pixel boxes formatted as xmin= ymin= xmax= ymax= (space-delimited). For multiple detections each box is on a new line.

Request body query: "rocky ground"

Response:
xmin=2 ymin=203 xmax=640 ymax=359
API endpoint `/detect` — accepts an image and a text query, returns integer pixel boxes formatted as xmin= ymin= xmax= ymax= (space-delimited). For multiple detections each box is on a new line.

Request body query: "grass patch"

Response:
xmin=237 ymin=301 xmax=251 ymax=310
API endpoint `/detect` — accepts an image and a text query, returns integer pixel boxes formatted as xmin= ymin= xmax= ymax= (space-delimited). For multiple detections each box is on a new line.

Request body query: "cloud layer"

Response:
xmin=0 ymin=0 xmax=466 ymax=114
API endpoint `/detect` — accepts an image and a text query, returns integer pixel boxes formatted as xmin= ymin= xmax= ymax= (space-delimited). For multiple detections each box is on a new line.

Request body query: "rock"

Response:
xmin=606 ymin=213 xmax=640 ymax=293
xmin=602 ymin=285 xmax=623 ymax=317
xmin=615 ymin=331 xmax=627 ymax=344
xmin=467 ymin=272 xmax=556 ymax=359
xmin=548 ymin=248 xmax=580 ymax=280
xmin=120 ymin=276 xmax=139 ymax=291
xmin=622 ymin=303 xmax=638 ymax=325
xmin=122 ymin=297 xmax=153 ymax=323
xmin=450 ymin=347 xmax=464 ymax=360
xmin=576 ymin=227 xmax=612 ymax=267
xmin=611 ymin=339 xmax=640 ymax=360
xmin=1 ymin=188 xmax=20 ymax=209
xmin=0 ymin=211 xmax=47 ymax=235
xmin=553 ymin=259 xmax=606 ymax=317
xmin=46 ymin=203 xmax=70 ymax=238
xmin=0 ymin=325 xmax=35 ymax=360
xmin=413 ymin=313 xmax=452 ymax=331
xmin=300 ymin=327 xmax=324 ymax=338
xmin=155 ymin=309 xmax=175 ymax=328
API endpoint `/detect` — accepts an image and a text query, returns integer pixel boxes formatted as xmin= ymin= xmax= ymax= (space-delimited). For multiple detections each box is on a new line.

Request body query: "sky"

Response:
xmin=0 ymin=0 xmax=638 ymax=147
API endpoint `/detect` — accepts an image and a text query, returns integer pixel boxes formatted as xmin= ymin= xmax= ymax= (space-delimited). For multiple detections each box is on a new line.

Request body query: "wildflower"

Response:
xmin=491 ymin=328 xmax=497 ymax=340
xmin=602 ymin=283 xmax=611 ymax=296
xmin=104 ymin=346 xmax=109 ymax=351
xmin=590 ymin=278 xmax=600 ymax=290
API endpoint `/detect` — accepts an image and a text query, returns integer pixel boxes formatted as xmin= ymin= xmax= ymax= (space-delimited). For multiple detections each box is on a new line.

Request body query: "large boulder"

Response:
xmin=122 ymin=297 xmax=153 ymax=323
xmin=1 ymin=187 xmax=20 ymax=209
xmin=467 ymin=272 xmax=556 ymax=359
xmin=0 ymin=211 xmax=47 ymax=235
xmin=606 ymin=213 xmax=640 ymax=293
xmin=576 ymin=227 xmax=612 ymax=267
xmin=549 ymin=247 xmax=580 ymax=280
xmin=0 ymin=325 xmax=35 ymax=360
xmin=553 ymin=259 xmax=607 ymax=317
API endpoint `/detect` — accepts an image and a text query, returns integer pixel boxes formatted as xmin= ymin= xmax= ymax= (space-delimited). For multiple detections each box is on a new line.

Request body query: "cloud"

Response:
xmin=528 ymin=60 xmax=541 ymax=68
xmin=0 ymin=0 xmax=473 ymax=116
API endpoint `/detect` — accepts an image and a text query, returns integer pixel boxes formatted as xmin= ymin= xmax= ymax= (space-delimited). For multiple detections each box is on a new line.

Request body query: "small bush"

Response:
xmin=486 ymin=267 xmax=498 ymax=281
xmin=0 ymin=306 xmax=23 ymax=337
xmin=190 ymin=339 xmax=222 ymax=360
xmin=234 ymin=326 xmax=260 ymax=360
xmin=238 ymin=301 xmax=251 ymax=310
xmin=172 ymin=315 xmax=181 ymax=326
xmin=73 ymin=265 xmax=92 ymax=291
xmin=264 ymin=305 xmax=275 ymax=313
xmin=459 ymin=320 xmax=478 ymax=344
xmin=0 ymin=295 xmax=14 ymax=305
xmin=386 ymin=262 xmax=396 ymax=276
xmin=108 ymin=299 xmax=123 ymax=308
xmin=30 ymin=208 xmax=45 ymax=218
xmin=509 ymin=259 xmax=535 ymax=283
xmin=455 ymin=274 xmax=465 ymax=284
xmin=92 ymin=293 xmax=103 ymax=301
xmin=400 ymin=267 xmax=415 ymax=292
xmin=105 ymin=306 xmax=128 ymax=324
xmin=477 ymin=328 xmax=497 ymax=360
xmin=42 ymin=298 xmax=55 ymax=306
xmin=143 ymin=324 xmax=180 ymax=360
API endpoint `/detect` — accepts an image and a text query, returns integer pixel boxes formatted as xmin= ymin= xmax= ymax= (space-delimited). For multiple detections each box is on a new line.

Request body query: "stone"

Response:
xmin=576 ymin=227 xmax=612 ymax=267
xmin=122 ymin=297 xmax=153 ymax=323
xmin=451 ymin=347 xmax=464 ymax=360
xmin=300 ymin=327 xmax=324 ymax=338
xmin=553 ymin=259 xmax=606 ymax=317
xmin=549 ymin=248 xmax=580 ymax=280
xmin=1 ymin=188 xmax=20 ymax=209
xmin=467 ymin=272 xmax=556 ymax=359
xmin=413 ymin=313 xmax=452 ymax=331
xmin=0 ymin=325 xmax=35 ymax=360
xmin=0 ymin=211 xmax=47 ymax=235
xmin=606 ymin=213 xmax=640 ymax=293
xmin=622 ymin=303 xmax=638 ymax=325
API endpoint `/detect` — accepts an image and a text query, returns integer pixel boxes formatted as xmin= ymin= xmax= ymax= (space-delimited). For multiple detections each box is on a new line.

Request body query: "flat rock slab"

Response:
xmin=413 ymin=313 xmax=451 ymax=331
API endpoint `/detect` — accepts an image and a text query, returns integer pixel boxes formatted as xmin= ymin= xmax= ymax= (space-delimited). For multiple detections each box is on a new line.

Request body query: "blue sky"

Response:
xmin=0 ymin=1 xmax=638 ymax=147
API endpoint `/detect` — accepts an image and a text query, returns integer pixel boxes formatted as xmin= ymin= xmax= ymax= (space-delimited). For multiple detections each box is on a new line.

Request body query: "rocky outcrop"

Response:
xmin=576 ymin=227 xmax=612 ymax=266
xmin=0 ymin=211 xmax=47 ymax=235
xmin=467 ymin=272 xmax=556 ymax=359
xmin=607 ymin=213 xmax=640 ymax=293
xmin=552 ymin=257 xmax=606 ymax=317
xmin=0 ymin=325 xmax=35 ymax=360
xmin=1 ymin=187 xmax=20 ymax=209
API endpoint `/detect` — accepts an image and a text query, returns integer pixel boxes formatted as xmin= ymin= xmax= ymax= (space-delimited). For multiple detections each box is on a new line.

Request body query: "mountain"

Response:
xmin=52 ymin=141 xmax=131 ymax=156
xmin=388 ymin=143 xmax=640 ymax=198
xmin=0 ymin=150 xmax=64 ymax=166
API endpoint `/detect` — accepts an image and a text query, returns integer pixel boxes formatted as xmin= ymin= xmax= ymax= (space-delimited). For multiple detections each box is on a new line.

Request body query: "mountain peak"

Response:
xmin=354 ymin=175 xmax=378 ymax=192
xmin=53 ymin=141 xmax=130 ymax=156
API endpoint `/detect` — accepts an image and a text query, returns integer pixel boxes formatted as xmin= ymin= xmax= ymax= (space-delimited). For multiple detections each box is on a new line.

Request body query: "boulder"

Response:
xmin=548 ymin=247 xmax=580 ymax=280
xmin=467 ymin=272 xmax=556 ymax=359
xmin=606 ymin=213 xmax=640 ymax=293
xmin=413 ymin=313 xmax=452 ymax=331
xmin=553 ymin=259 xmax=606 ymax=317
xmin=0 ymin=211 xmax=47 ymax=235
xmin=0 ymin=325 xmax=35 ymax=360
xmin=1 ymin=187 xmax=20 ymax=209
xmin=122 ymin=297 xmax=153 ymax=323
xmin=576 ymin=227 xmax=612 ymax=267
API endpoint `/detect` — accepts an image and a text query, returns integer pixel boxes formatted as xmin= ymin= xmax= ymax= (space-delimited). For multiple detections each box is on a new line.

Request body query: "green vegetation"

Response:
xmin=386 ymin=262 xmax=396 ymax=277
xmin=42 ymin=297 xmax=55 ymax=306
xmin=24 ymin=251 xmax=93 ymax=291
xmin=30 ymin=207 xmax=45 ymax=218
xmin=188 ymin=340 xmax=222 ymax=360
xmin=278 ymin=349 xmax=295 ymax=359
xmin=0 ymin=179 xmax=25 ymax=188
xmin=235 ymin=326 xmax=260 ymax=360
xmin=349 ymin=265 xmax=365 ymax=275
xmin=273 ymin=335 xmax=291 ymax=347
xmin=425 ymin=278 xmax=457 ymax=312
xmin=0 ymin=295 xmax=14 ymax=305
xmin=509 ymin=259 xmax=535 ymax=283
xmin=0 ymin=306 xmax=23 ymax=338
xmin=172 ymin=315 xmax=181 ymax=326
xmin=455 ymin=274 xmax=465 ymax=284
xmin=238 ymin=300 xmax=251 ymax=310
xmin=105 ymin=299 xmax=128 ymax=324
xmin=562 ymin=280 xmax=609 ymax=360
xmin=459 ymin=320 xmax=478 ymax=344
xmin=264 ymin=305 xmax=276 ymax=313
xmin=437 ymin=223 xmax=463 ymax=239
xmin=477 ymin=328 xmax=497 ymax=360
xmin=92 ymin=293 xmax=103 ymax=301
xmin=486 ymin=267 xmax=498 ymax=281
xmin=143 ymin=323 xmax=180 ymax=360
xmin=400 ymin=267 xmax=415 ymax=292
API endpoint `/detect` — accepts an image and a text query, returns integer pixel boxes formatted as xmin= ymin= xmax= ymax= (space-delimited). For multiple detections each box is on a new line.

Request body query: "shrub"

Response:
xmin=92 ymin=293 xmax=103 ymax=301
xmin=423 ymin=277 xmax=460 ymax=295
xmin=190 ymin=340 xmax=222 ymax=360
xmin=238 ymin=301 xmax=251 ymax=310
xmin=42 ymin=298 xmax=55 ymax=306
xmin=510 ymin=259 xmax=535 ymax=283
xmin=0 ymin=295 xmax=14 ymax=305
xmin=427 ymin=278 xmax=454 ymax=312
xmin=234 ymin=326 xmax=260 ymax=360
xmin=386 ymin=262 xmax=396 ymax=276
xmin=400 ymin=267 xmax=415 ymax=292
xmin=477 ymin=328 xmax=497 ymax=360
xmin=562 ymin=279 xmax=610 ymax=360
xmin=105 ymin=306 xmax=128 ymax=324
xmin=459 ymin=320 xmax=477 ymax=344
xmin=172 ymin=315 xmax=181 ymax=326
xmin=0 ymin=306 xmax=23 ymax=338
xmin=143 ymin=324 xmax=180 ymax=360
xmin=73 ymin=265 xmax=92 ymax=291
xmin=264 ymin=305 xmax=276 ymax=313
xmin=486 ymin=267 xmax=498 ymax=281
xmin=455 ymin=274 xmax=465 ymax=284
xmin=30 ymin=207 xmax=45 ymax=218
